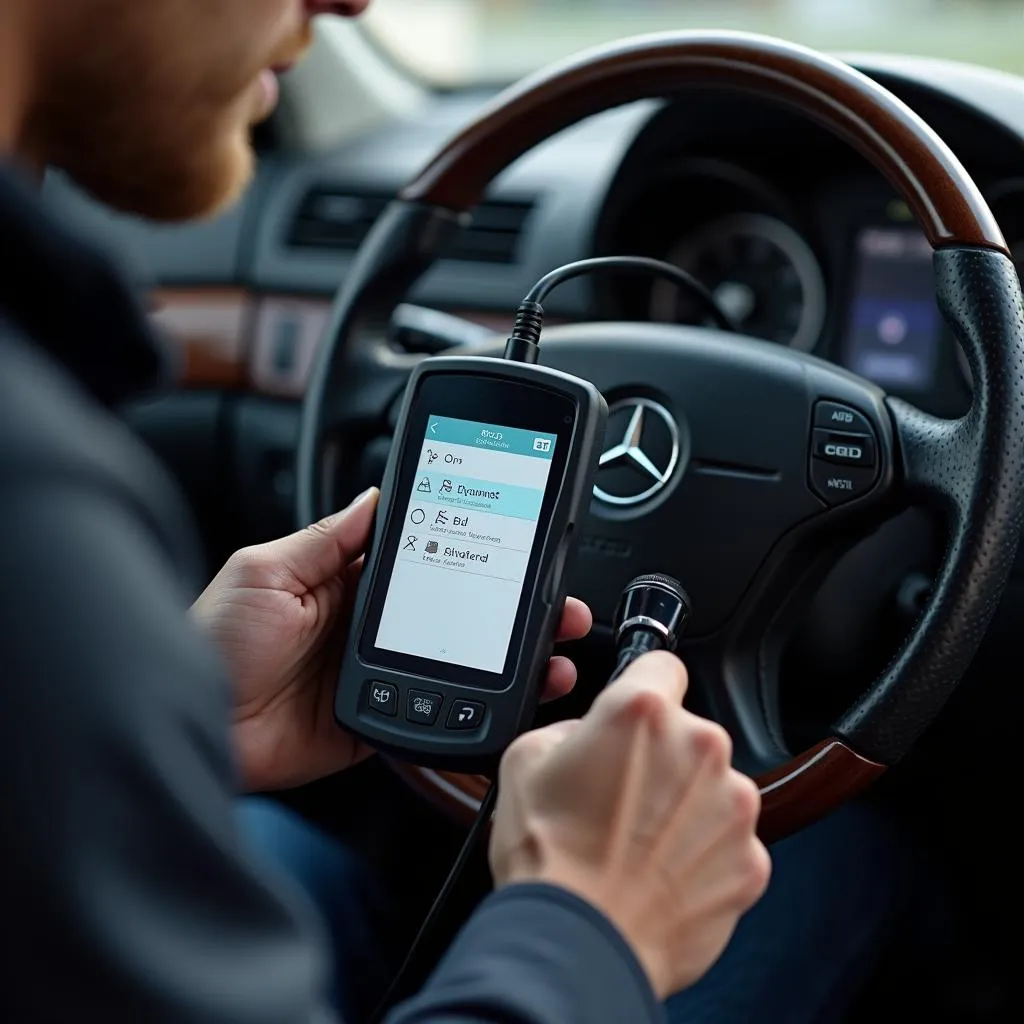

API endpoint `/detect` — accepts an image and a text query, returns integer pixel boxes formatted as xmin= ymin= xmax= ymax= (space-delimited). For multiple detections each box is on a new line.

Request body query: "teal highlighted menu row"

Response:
xmin=412 ymin=472 xmax=544 ymax=520
xmin=426 ymin=414 xmax=557 ymax=460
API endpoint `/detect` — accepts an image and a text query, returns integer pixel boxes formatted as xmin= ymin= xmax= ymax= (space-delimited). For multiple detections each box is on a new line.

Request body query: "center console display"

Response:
xmin=841 ymin=227 xmax=941 ymax=392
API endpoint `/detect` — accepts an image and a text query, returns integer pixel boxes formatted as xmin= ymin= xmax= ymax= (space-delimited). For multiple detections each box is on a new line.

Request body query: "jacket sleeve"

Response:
xmin=389 ymin=884 xmax=665 ymax=1024
xmin=0 ymin=476 xmax=336 ymax=1024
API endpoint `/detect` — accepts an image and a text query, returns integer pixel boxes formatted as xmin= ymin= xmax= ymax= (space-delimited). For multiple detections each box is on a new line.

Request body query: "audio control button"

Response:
xmin=446 ymin=700 xmax=485 ymax=731
xmin=812 ymin=429 xmax=876 ymax=468
xmin=813 ymin=401 xmax=874 ymax=435
xmin=809 ymin=461 xmax=878 ymax=506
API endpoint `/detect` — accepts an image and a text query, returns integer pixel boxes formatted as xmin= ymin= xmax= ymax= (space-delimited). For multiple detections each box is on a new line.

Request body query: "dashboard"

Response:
xmin=47 ymin=55 xmax=1024 ymax=426
xmin=40 ymin=52 xmax=1024 ymax=551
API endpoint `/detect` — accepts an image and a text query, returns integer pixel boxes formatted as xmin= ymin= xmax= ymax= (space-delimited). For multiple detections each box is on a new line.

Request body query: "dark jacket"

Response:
xmin=0 ymin=165 xmax=663 ymax=1024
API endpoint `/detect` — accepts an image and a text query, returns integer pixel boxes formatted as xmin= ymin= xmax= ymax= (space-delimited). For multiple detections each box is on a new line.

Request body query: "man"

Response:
xmin=0 ymin=1 xmax=770 ymax=1022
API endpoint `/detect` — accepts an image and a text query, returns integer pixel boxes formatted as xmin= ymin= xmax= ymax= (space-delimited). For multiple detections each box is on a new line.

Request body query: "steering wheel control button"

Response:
xmin=812 ymin=429 xmax=876 ymax=468
xmin=810 ymin=461 xmax=878 ymax=506
xmin=813 ymin=401 xmax=875 ymax=435
xmin=366 ymin=682 xmax=398 ymax=717
xmin=809 ymin=401 xmax=880 ymax=504
xmin=406 ymin=689 xmax=443 ymax=726
xmin=446 ymin=700 xmax=485 ymax=731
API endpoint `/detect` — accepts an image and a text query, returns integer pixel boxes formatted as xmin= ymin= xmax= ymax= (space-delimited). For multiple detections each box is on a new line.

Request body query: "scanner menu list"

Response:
xmin=374 ymin=415 xmax=557 ymax=674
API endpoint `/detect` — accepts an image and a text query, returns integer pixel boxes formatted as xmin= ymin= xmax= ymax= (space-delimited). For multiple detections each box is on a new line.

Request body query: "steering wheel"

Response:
xmin=297 ymin=31 xmax=1024 ymax=844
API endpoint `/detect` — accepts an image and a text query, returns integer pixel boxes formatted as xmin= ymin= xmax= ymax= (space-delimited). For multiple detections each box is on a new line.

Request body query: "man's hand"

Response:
xmin=191 ymin=488 xmax=592 ymax=792
xmin=490 ymin=651 xmax=771 ymax=1000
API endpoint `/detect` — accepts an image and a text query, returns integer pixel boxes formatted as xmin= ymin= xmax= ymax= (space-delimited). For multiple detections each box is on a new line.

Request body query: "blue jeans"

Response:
xmin=240 ymin=797 xmax=930 ymax=1024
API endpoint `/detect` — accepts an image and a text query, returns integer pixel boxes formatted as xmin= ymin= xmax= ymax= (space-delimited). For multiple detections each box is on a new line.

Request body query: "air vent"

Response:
xmin=287 ymin=188 xmax=390 ymax=250
xmin=288 ymin=187 xmax=535 ymax=264
xmin=444 ymin=199 xmax=535 ymax=263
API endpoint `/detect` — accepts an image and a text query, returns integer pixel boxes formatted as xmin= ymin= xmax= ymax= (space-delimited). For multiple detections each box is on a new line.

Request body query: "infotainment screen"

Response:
xmin=841 ymin=227 xmax=941 ymax=392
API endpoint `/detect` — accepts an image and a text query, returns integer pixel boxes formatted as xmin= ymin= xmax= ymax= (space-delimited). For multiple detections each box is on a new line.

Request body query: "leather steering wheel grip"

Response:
xmin=301 ymin=30 xmax=1024 ymax=842
xmin=838 ymin=247 xmax=1024 ymax=764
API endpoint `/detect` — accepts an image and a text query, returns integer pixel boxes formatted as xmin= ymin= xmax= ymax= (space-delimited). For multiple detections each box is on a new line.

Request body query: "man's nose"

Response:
xmin=305 ymin=0 xmax=371 ymax=17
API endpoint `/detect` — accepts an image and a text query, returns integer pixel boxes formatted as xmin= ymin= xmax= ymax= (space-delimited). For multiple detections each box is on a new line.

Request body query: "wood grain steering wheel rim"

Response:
xmin=297 ymin=31 xmax=1024 ymax=845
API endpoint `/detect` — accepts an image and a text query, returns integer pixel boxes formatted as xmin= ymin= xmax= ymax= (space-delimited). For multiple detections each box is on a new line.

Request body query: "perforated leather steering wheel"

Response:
xmin=297 ymin=31 xmax=1024 ymax=843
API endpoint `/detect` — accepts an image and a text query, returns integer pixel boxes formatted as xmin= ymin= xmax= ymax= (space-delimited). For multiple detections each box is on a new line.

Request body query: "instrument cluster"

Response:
xmin=600 ymin=157 xmax=1024 ymax=419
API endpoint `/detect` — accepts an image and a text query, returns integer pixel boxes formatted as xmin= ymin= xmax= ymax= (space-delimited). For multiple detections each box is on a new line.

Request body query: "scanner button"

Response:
xmin=447 ymin=700 xmax=485 ymax=731
xmin=407 ymin=689 xmax=443 ymax=726
xmin=367 ymin=682 xmax=398 ymax=717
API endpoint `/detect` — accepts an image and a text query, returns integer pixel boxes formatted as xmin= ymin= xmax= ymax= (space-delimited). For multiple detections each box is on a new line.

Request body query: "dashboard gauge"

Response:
xmin=650 ymin=213 xmax=827 ymax=351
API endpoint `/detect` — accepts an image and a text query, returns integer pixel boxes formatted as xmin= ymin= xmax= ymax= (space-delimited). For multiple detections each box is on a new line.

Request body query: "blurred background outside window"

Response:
xmin=360 ymin=0 xmax=1024 ymax=87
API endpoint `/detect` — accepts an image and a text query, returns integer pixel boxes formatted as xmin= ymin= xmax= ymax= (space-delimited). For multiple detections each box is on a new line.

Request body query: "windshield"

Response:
xmin=362 ymin=0 xmax=1021 ymax=87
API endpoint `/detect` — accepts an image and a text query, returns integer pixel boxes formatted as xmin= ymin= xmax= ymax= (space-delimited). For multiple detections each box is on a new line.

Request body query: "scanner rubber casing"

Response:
xmin=335 ymin=356 xmax=607 ymax=772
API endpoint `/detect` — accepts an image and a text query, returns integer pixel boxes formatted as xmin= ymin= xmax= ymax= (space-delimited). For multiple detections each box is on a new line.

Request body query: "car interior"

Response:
xmin=44 ymin=5 xmax=1024 ymax=1020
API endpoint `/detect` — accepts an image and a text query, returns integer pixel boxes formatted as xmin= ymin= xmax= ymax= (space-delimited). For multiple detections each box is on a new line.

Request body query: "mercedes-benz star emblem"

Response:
xmin=593 ymin=399 xmax=681 ymax=507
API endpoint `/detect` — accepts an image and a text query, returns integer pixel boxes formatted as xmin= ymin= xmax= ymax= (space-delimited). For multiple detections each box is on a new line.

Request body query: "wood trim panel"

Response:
xmin=148 ymin=293 xmax=532 ymax=395
xmin=400 ymin=31 xmax=1006 ymax=254
xmin=149 ymin=288 xmax=251 ymax=387
xmin=249 ymin=296 xmax=333 ymax=398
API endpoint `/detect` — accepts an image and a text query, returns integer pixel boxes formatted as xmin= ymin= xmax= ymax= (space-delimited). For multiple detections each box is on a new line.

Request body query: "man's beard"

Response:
xmin=32 ymin=24 xmax=311 ymax=223
xmin=55 ymin=103 xmax=257 ymax=223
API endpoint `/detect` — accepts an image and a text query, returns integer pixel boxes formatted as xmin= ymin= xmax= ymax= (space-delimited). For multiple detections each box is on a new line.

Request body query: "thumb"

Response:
xmin=265 ymin=487 xmax=379 ymax=591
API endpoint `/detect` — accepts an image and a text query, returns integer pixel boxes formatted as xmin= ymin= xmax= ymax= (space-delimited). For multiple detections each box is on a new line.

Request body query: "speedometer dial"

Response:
xmin=650 ymin=213 xmax=827 ymax=351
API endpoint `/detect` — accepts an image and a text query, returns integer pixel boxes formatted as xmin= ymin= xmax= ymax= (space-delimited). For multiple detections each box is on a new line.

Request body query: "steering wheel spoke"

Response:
xmin=685 ymin=642 xmax=784 ymax=778
xmin=682 ymin=487 xmax=888 ymax=779
xmin=680 ymin=516 xmax=895 ymax=844
xmin=391 ymin=304 xmax=499 ymax=354
xmin=321 ymin=341 xmax=422 ymax=438
xmin=887 ymin=397 xmax=973 ymax=522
